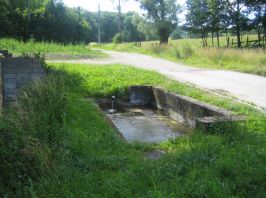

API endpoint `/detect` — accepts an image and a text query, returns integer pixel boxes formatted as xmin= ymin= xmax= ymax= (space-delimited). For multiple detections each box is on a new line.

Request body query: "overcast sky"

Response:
xmin=62 ymin=0 xmax=186 ymax=13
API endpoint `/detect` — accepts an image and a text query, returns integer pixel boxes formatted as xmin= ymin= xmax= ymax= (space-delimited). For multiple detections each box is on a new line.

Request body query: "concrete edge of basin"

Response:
xmin=128 ymin=85 xmax=245 ymax=132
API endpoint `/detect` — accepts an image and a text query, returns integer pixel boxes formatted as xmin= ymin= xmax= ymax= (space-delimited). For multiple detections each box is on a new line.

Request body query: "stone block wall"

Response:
xmin=2 ymin=57 xmax=46 ymax=106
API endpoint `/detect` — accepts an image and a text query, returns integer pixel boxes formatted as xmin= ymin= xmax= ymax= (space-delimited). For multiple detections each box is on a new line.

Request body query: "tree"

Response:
xmin=122 ymin=12 xmax=145 ymax=42
xmin=224 ymin=0 xmax=250 ymax=48
xmin=111 ymin=0 xmax=128 ymax=42
xmin=137 ymin=0 xmax=180 ymax=44
xmin=0 ymin=0 xmax=12 ymax=36
xmin=0 ymin=0 xmax=150 ymax=44
xmin=246 ymin=0 xmax=266 ymax=45
xmin=171 ymin=26 xmax=186 ymax=39
xmin=207 ymin=0 xmax=227 ymax=46
xmin=136 ymin=16 xmax=158 ymax=41
xmin=185 ymin=0 xmax=210 ymax=46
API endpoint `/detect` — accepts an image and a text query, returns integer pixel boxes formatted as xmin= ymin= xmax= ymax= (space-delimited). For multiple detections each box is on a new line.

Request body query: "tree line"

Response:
xmin=0 ymin=0 xmax=265 ymax=47
xmin=0 ymin=0 xmax=158 ymax=43
xmin=185 ymin=0 xmax=266 ymax=47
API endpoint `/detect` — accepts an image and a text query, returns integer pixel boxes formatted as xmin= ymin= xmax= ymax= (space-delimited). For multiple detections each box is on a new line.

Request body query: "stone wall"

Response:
xmin=2 ymin=57 xmax=46 ymax=106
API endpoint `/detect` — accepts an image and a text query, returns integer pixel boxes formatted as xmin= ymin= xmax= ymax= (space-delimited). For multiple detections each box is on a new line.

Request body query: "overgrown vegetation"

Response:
xmin=95 ymin=37 xmax=266 ymax=76
xmin=1 ymin=63 xmax=265 ymax=197
xmin=0 ymin=72 xmax=70 ymax=197
xmin=0 ymin=0 xmax=155 ymax=43
xmin=0 ymin=38 xmax=105 ymax=58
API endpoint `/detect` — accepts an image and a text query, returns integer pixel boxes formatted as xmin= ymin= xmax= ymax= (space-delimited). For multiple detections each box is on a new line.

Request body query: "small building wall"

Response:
xmin=2 ymin=57 xmax=46 ymax=106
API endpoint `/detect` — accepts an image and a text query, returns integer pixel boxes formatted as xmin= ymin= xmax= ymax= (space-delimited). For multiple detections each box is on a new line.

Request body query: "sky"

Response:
xmin=62 ymin=0 xmax=186 ymax=14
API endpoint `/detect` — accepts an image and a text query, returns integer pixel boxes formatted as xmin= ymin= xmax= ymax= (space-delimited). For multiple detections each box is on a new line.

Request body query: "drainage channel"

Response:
xmin=95 ymin=85 xmax=244 ymax=144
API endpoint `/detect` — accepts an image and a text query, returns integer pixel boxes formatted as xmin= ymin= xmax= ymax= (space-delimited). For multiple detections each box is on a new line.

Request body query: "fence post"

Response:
xmin=227 ymin=37 xmax=229 ymax=47
xmin=246 ymin=36 xmax=249 ymax=47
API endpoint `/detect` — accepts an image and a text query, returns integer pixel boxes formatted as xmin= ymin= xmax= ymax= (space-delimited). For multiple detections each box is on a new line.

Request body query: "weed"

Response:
xmin=0 ymin=72 xmax=71 ymax=197
xmin=182 ymin=44 xmax=194 ymax=59
xmin=0 ymin=38 xmax=105 ymax=59
xmin=1 ymin=63 xmax=265 ymax=197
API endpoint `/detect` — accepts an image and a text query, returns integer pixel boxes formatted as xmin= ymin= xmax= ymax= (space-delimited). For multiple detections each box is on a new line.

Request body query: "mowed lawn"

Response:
xmin=95 ymin=35 xmax=266 ymax=76
xmin=26 ymin=63 xmax=266 ymax=197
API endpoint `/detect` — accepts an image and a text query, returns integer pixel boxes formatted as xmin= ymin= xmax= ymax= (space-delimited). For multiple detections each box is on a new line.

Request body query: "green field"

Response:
xmin=0 ymin=38 xmax=105 ymax=59
xmin=95 ymin=35 xmax=266 ymax=76
xmin=1 ymin=63 xmax=265 ymax=197
xmin=1 ymin=37 xmax=265 ymax=76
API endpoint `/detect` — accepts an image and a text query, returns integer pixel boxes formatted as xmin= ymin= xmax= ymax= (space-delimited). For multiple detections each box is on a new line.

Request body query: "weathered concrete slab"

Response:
xmin=128 ymin=86 xmax=244 ymax=132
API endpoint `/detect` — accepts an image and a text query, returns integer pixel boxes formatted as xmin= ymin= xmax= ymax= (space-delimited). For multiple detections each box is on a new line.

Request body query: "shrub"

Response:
xmin=170 ymin=47 xmax=181 ymax=59
xmin=112 ymin=33 xmax=123 ymax=44
xmin=9 ymin=74 xmax=68 ymax=146
xmin=182 ymin=45 xmax=194 ymax=59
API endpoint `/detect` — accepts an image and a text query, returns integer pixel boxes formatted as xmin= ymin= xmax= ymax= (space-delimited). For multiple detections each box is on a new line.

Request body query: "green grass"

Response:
xmin=0 ymin=38 xmax=106 ymax=59
xmin=94 ymin=36 xmax=266 ymax=76
xmin=1 ymin=63 xmax=266 ymax=197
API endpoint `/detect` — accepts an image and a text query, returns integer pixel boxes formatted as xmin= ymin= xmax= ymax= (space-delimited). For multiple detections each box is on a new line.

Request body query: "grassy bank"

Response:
xmin=0 ymin=38 xmax=105 ymax=59
xmin=1 ymin=63 xmax=265 ymax=197
xmin=95 ymin=36 xmax=266 ymax=76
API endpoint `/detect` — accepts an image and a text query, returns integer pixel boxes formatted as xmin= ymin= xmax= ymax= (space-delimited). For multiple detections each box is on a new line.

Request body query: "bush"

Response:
xmin=112 ymin=33 xmax=123 ymax=44
xmin=182 ymin=45 xmax=194 ymax=59
xmin=170 ymin=47 xmax=181 ymax=59
xmin=7 ymin=74 xmax=68 ymax=146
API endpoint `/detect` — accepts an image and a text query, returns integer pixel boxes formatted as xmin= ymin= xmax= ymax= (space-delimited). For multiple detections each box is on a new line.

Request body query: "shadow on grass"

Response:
xmin=44 ymin=65 xmax=266 ymax=197
xmin=2 ymin=64 xmax=265 ymax=197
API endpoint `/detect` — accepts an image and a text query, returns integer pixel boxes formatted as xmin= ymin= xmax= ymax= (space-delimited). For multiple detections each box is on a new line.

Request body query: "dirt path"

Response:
xmin=49 ymin=50 xmax=266 ymax=110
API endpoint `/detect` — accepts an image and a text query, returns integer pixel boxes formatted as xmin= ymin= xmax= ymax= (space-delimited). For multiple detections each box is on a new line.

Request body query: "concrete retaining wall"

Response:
xmin=128 ymin=86 xmax=243 ymax=130
xmin=2 ymin=57 xmax=46 ymax=106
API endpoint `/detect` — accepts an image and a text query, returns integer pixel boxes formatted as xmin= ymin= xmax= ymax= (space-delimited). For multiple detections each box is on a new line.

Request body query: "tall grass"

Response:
xmin=0 ymin=72 xmax=71 ymax=197
xmin=1 ymin=63 xmax=265 ymax=197
xmin=37 ymin=63 xmax=265 ymax=197
xmin=0 ymin=38 xmax=105 ymax=58
xmin=95 ymin=36 xmax=266 ymax=76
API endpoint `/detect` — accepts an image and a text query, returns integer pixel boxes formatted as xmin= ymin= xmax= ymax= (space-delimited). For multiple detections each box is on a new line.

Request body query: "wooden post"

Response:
xmin=246 ymin=36 xmax=249 ymax=47
xmin=227 ymin=37 xmax=229 ymax=47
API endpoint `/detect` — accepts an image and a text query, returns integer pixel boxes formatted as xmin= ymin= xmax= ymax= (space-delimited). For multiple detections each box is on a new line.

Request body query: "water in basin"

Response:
xmin=106 ymin=107 xmax=191 ymax=143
